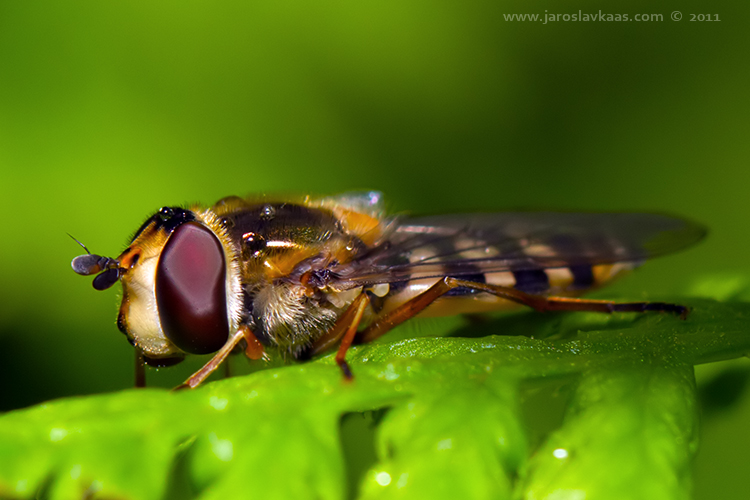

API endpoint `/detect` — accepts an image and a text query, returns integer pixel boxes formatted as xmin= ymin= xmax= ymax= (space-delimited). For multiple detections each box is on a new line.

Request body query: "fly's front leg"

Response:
xmin=356 ymin=277 xmax=688 ymax=345
xmin=174 ymin=326 xmax=249 ymax=390
xmin=243 ymin=326 xmax=267 ymax=361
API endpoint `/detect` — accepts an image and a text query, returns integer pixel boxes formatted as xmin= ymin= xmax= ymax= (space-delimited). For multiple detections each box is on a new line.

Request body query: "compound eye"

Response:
xmin=156 ymin=222 xmax=229 ymax=354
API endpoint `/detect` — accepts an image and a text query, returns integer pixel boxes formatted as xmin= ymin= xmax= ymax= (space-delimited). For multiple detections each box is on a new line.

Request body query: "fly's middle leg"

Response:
xmin=308 ymin=292 xmax=371 ymax=379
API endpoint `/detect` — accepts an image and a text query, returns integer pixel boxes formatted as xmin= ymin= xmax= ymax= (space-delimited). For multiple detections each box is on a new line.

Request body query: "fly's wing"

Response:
xmin=316 ymin=191 xmax=385 ymax=218
xmin=329 ymin=212 xmax=706 ymax=287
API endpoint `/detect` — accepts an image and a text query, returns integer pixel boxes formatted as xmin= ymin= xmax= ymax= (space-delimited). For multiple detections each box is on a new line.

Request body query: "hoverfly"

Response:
xmin=71 ymin=192 xmax=705 ymax=389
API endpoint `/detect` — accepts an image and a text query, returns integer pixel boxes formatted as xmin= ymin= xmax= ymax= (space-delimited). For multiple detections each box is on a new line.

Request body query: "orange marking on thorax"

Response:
xmin=335 ymin=209 xmax=383 ymax=246
xmin=263 ymin=247 xmax=320 ymax=280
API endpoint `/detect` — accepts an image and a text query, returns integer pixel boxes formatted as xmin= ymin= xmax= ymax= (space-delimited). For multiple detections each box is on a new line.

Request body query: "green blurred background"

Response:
xmin=1 ymin=0 xmax=748 ymax=496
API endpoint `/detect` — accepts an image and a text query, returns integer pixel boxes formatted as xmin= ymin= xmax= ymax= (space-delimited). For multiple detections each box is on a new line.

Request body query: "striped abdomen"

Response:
xmin=372 ymin=262 xmax=637 ymax=318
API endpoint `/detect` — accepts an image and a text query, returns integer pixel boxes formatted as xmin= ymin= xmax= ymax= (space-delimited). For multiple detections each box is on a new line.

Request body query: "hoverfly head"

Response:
xmin=69 ymin=234 xmax=122 ymax=291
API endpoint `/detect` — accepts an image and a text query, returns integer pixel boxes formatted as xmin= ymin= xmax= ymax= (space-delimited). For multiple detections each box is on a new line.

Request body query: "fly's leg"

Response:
xmin=334 ymin=293 xmax=370 ymax=379
xmin=180 ymin=293 xmax=373 ymax=389
xmin=308 ymin=293 xmax=371 ymax=379
xmin=223 ymin=357 xmax=232 ymax=379
xmin=357 ymin=277 xmax=688 ymax=345
xmin=243 ymin=327 xmax=267 ymax=361
xmin=440 ymin=278 xmax=689 ymax=318
xmin=356 ymin=278 xmax=460 ymax=345
xmin=175 ymin=327 xmax=247 ymax=390
xmin=440 ymin=278 xmax=689 ymax=319
xmin=135 ymin=351 xmax=146 ymax=388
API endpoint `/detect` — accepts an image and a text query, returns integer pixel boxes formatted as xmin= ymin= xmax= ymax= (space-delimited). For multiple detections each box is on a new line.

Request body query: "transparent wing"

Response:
xmin=316 ymin=191 xmax=385 ymax=217
xmin=330 ymin=212 xmax=706 ymax=286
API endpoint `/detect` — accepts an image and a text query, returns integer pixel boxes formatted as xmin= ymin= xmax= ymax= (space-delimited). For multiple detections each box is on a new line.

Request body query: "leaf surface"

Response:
xmin=1 ymin=297 xmax=749 ymax=499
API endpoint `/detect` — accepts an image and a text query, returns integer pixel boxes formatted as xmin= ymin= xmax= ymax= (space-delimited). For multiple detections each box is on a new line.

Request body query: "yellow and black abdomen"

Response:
xmin=374 ymin=262 xmax=638 ymax=318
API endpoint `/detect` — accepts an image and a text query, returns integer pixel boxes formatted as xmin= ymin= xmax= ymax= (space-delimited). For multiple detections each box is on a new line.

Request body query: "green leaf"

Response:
xmin=1 ymin=297 xmax=749 ymax=499
xmin=521 ymin=364 xmax=698 ymax=500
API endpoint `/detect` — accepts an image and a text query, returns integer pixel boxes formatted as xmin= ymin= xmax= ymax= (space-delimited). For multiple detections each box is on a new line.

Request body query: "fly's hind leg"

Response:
xmin=440 ymin=278 xmax=689 ymax=319
xmin=356 ymin=277 xmax=688 ymax=345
